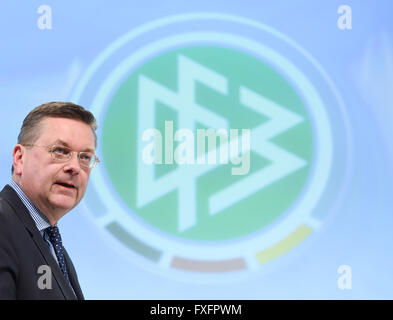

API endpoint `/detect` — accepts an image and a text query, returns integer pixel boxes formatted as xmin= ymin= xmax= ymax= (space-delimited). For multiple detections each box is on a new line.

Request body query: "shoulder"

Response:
xmin=0 ymin=184 xmax=38 ymax=250
xmin=0 ymin=186 xmax=22 ymax=233
xmin=0 ymin=187 xmax=19 ymax=269
xmin=0 ymin=195 xmax=14 ymax=222
xmin=0 ymin=201 xmax=14 ymax=238
xmin=0 ymin=187 xmax=16 ymax=220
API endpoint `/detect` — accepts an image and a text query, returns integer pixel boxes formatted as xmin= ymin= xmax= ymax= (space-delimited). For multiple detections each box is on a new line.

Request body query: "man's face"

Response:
xmin=14 ymin=117 xmax=96 ymax=223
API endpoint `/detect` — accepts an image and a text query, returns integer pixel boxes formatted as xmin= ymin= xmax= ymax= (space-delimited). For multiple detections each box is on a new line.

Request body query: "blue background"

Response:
xmin=1 ymin=0 xmax=393 ymax=299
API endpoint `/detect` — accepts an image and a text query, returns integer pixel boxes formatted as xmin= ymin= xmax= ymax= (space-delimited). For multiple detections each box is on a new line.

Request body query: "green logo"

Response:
xmin=75 ymin=14 xmax=341 ymax=275
xmin=102 ymin=45 xmax=313 ymax=240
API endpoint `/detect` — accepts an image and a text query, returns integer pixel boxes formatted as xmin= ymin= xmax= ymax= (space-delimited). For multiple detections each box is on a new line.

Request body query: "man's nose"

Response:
xmin=63 ymin=151 xmax=81 ymax=175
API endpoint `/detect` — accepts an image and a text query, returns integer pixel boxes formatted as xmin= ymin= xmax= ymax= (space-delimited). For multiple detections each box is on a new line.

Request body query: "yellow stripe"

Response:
xmin=256 ymin=224 xmax=312 ymax=264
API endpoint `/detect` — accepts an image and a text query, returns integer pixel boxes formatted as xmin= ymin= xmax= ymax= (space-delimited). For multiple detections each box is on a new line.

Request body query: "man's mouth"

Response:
xmin=55 ymin=182 xmax=76 ymax=189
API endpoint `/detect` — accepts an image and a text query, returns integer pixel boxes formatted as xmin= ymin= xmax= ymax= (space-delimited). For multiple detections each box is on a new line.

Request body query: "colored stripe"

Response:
xmin=256 ymin=224 xmax=312 ymax=264
xmin=106 ymin=222 xmax=162 ymax=262
xmin=171 ymin=256 xmax=246 ymax=272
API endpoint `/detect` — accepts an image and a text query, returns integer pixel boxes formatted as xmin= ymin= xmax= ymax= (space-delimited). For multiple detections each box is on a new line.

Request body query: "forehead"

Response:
xmin=36 ymin=117 xmax=96 ymax=151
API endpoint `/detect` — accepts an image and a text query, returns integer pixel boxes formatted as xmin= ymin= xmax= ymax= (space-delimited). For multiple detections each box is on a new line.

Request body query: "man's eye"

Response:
xmin=54 ymin=147 xmax=69 ymax=155
xmin=80 ymin=153 xmax=92 ymax=162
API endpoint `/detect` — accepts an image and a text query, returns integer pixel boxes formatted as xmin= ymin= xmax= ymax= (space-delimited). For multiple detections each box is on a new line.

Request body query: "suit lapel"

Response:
xmin=30 ymin=228 xmax=77 ymax=300
xmin=64 ymin=249 xmax=84 ymax=300
xmin=1 ymin=185 xmax=78 ymax=300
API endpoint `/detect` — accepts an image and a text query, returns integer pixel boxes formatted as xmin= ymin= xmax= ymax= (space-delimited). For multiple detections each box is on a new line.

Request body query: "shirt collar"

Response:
xmin=9 ymin=180 xmax=52 ymax=232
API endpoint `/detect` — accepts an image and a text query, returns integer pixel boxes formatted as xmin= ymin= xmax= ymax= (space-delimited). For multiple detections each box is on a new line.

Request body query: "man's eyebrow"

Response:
xmin=52 ymin=139 xmax=95 ymax=153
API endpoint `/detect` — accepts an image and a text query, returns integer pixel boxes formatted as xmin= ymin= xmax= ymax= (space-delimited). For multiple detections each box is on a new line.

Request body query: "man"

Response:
xmin=0 ymin=102 xmax=99 ymax=300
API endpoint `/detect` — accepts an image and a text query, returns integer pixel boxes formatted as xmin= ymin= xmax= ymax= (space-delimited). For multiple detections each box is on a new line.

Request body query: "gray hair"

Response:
xmin=12 ymin=101 xmax=97 ymax=173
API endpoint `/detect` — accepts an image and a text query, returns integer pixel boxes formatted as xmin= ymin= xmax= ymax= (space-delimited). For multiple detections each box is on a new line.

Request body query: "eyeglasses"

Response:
xmin=23 ymin=144 xmax=100 ymax=169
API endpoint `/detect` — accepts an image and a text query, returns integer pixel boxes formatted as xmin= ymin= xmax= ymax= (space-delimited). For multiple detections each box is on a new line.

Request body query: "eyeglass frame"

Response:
xmin=22 ymin=144 xmax=100 ymax=169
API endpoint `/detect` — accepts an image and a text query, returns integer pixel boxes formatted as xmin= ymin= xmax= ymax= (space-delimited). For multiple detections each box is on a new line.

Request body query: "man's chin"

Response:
xmin=49 ymin=195 xmax=78 ymax=212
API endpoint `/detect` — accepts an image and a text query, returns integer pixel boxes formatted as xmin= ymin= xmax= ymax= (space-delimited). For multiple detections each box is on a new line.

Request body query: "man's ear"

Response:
xmin=13 ymin=144 xmax=24 ymax=176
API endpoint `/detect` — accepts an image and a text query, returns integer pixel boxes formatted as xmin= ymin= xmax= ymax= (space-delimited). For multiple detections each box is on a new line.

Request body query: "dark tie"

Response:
xmin=45 ymin=226 xmax=71 ymax=285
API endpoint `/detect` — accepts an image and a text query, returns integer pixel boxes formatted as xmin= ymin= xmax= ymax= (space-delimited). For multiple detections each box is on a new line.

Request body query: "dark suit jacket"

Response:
xmin=0 ymin=185 xmax=84 ymax=300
